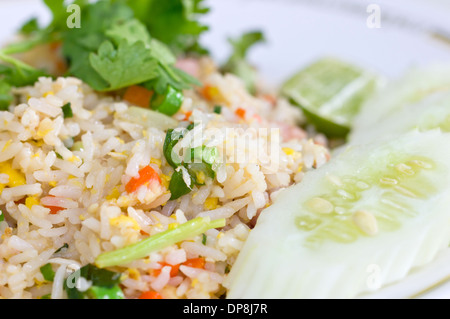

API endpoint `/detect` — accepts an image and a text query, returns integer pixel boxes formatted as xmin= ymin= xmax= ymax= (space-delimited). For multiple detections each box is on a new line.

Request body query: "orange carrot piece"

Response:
xmin=138 ymin=291 xmax=163 ymax=299
xmin=183 ymin=257 xmax=205 ymax=269
xmin=125 ymin=166 xmax=161 ymax=193
xmin=123 ymin=85 xmax=153 ymax=108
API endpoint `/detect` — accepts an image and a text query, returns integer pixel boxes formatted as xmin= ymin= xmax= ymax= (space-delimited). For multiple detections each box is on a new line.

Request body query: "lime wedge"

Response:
xmin=281 ymin=58 xmax=379 ymax=137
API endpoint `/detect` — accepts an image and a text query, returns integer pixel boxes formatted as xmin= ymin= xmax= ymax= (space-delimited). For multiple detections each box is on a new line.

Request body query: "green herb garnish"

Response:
xmin=222 ymin=31 xmax=265 ymax=94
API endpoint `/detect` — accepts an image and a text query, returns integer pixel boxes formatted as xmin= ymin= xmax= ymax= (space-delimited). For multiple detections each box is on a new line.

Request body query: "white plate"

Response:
xmin=1 ymin=0 xmax=450 ymax=299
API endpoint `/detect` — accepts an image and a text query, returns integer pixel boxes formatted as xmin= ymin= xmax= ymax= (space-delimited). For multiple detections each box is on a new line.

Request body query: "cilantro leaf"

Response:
xmin=126 ymin=0 xmax=210 ymax=55
xmin=89 ymin=40 xmax=159 ymax=91
xmin=19 ymin=17 xmax=40 ymax=35
xmin=222 ymin=30 xmax=265 ymax=94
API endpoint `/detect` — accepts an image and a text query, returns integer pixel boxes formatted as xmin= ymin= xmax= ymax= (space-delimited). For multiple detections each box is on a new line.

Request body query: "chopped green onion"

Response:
xmin=40 ymin=263 xmax=55 ymax=282
xmin=62 ymin=102 xmax=73 ymax=119
xmin=71 ymin=141 xmax=84 ymax=152
xmin=0 ymin=210 xmax=4 ymax=222
xmin=95 ymin=217 xmax=226 ymax=268
xmin=64 ymin=264 xmax=124 ymax=299
xmin=213 ymin=105 xmax=222 ymax=114
xmin=169 ymin=169 xmax=193 ymax=200
xmin=151 ymin=85 xmax=184 ymax=116
xmin=202 ymin=233 xmax=207 ymax=245
xmin=40 ymin=294 xmax=51 ymax=299
xmin=88 ymin=285 xmax=124 ymax=299
xmin=55 ymin=152 xmax=63 ymax=159
xmin=54 ymin=243 xmax=68 ymax=254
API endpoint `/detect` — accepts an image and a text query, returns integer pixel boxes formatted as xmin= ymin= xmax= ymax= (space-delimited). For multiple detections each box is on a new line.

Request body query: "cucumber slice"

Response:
xmin=117 ymin=106 xmax=178 ymax=131
xmin=350 ymin=91 xmax=450 ymax=145
xmin=281 ymin=58 xmax=379 ymax=137
xmin=225 ymin=130 xmax=450 ymax=298
xmin=352 ymin=64 xmax=450 ymax=135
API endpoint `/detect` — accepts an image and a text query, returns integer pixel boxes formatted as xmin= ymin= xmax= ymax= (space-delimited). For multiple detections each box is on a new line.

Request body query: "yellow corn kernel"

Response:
xmin=191 ymin=278 xmax=199 ymax=287
xmin=79 ymin=214 xmax=85 ymax=221
xmin=160 ymin=174 xmax=170 ymax=189
xmin=25 ymin=196 xmax=40 ymax=210
xmin=282 ymin=147 xmax=295 ymax=156
xmin=204 ymin=197 xmax=219 ymax=210
xmin=0 ymin=161 xmax=26 ymax=187
xmin=106 ymin=186 xmax=121 ymax=200
xmin=168 ymin=223 xmax=179 ymax=230
xmin=196 ymin=171 xmax=206 ymax=185
xmin=127 ymin=268 xmax=140 ymax=281
xmin=110 ymin=215 xmax=140 ymax=230
xmin=150 ymin=158 xmax=162 ymax=167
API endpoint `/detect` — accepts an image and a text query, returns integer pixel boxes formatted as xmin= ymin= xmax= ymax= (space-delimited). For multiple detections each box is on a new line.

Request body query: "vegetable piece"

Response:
xmin=352 ymin=64 xmax=450 ymax=136
xmin=0 ymin=79 xmax=12 ymax=110
xmin=64 ymin=263 xmax=124 ymax=299
xmin=54 ymin=243 xmax=69 ymax=255
xmin=222 ymin=31 xmax=265 ymax=94
xmin=163 ymin=128 xmax=189 ymax=168
xmin=153 ymin=263 xmax=180 ymax=277
xmin=45 ymin=205 xmax=64 ymax=215
xmin=40 ymin=294 xmax=51 ymax=299
xmin=225 ymin=130 xmax=450 ymax=298
xmin=202 ymin=233 xmax=207 ymax=245
xmin=123 ymin=85 xmax=153 ymax=108
xmin=150 ymin=85 xmax=184 ymax=116
xmin=183 ymin=257 xmax=205 ymax=269
xmin=95 ymin=217 xmax=226 ymax=268
xmin=71 ymin=142 xmax=84 ymax=152
xmin=350 ymin=91 xmax=450 ymax=145
xmin=89 ymin=40 xmax=159 ymax=91
xmin=117 ymin=106 xmax=178 ymax=131
xmin=88 ymin=285 xmax=124 ymax=299
xmin=0 ymin=210 xmax=4 ymax=222
xmin=281 ymin=58 xmax=379 ymax=137
xmin=139 ymin=291 xmax=163 ymax=299
xmin=235 ymin=108 xmax=246 ymax=119
xmin=125 ymin=165 xmax=161 ymax=193
xmin=168 ymin=169 xmax=193 ymax=200
xmin=61 ymin=102 xmax=73 ymax=118
xmin=126 ymin=0 xmax=210 ymax=55
xmin=40 ymin=263 xmax=55 ymax=282
xmin=213 ymin=105 xmax=222 ymax=114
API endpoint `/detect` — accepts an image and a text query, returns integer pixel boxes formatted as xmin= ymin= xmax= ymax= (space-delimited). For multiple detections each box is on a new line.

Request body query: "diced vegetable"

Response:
xmin=183 ymin=257 xmax=205 ymax=269
xmin=62 ymin=102 xmax=73 ymax=118
xmin=150 ymin=85 xmax=184 ymax=116
xmin=40 ymin=263 xmax=55 ymax=282
xmin=235 ymin=108 xmax=246 ymax=119
xmin=139 ymin=291 xmax=163 ymax=299
xmin=213 ymin=105 xmax=222 ymax=114
xmin=71 ymin=142 xmax=84 ymax=152
xmin=281 ymin=58 xmax=379 ymax=137
xmin=0 ymin=210 xmax=4 ymax=222
xmin=126 ymin=165 xmax=162 ymax=193
xmin=64 ymin=264 xmax=124 ymax=299
xmin=168 ymin=169 xmax=193 ymax=200
xmin=123 ymin=85 xmax=153 ymax=108
xmin=153 ymin=263 xmax=180 ymax=277
xmin=54 ymin=243 xmax=69 ymax=255
xmin=202 ymin=233 xmax=207 ymax=245
xmin=95 ymin=217 xmax=226 ymax=268
xmin=163 ymin=128 xmax=189 ymax=168
xmin=117 ymin=106 xmax=178 ymax=131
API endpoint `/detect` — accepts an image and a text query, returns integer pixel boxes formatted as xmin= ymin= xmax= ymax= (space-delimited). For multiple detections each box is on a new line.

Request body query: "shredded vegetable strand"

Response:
xmin=95 ymin=217 xmax=225 ymax=268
